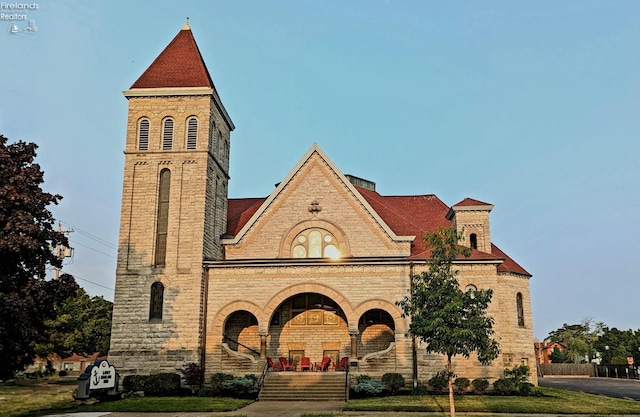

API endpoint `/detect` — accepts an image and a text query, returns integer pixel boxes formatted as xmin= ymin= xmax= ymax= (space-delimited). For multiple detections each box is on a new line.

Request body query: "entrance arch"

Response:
xmin=265 ymin=290 xmax=351 ymax=369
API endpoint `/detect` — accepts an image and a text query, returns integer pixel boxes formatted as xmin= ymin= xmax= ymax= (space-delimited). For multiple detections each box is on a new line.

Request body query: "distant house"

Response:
xmin=61 ymin=353 xmax=107 ymax=373
xmin=534 ymin=341 xmax=567 ymax=364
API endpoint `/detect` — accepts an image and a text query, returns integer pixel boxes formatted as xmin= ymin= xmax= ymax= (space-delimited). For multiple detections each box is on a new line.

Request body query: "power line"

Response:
xmin=72 ymin=274 xmax=115 ymax=292
xmin=69 ymin=239 xmax=117 ymax=259
xmin=59 ymin=220 xmax=117 ymax=250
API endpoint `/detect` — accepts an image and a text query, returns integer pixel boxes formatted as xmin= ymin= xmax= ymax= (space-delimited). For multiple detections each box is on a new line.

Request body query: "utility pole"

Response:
xmin=53 ymin=222 xmax=74 ymax=279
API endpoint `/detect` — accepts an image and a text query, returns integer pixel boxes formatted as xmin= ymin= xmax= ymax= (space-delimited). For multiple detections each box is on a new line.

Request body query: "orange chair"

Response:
xmin=300 ymin=357 xmax=312 ymax=371
xmin=279 ymin=356 xmax=295 ymax=371
xmin=335 ymin=356 xmax=349 ymax=371
xmin=315 ymin=356 xmax=331 ymax=372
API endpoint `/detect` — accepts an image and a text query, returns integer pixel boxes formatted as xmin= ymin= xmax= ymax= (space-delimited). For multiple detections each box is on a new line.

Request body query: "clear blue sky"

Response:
xmin=1 ymin=1 xmax=638 ymax=341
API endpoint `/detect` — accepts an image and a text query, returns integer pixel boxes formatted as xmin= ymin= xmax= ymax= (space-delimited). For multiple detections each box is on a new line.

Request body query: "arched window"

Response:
xmin=149 ymin=282 xmax=164 ymax=321
xmin=516 ymin=292 xmax=525 ymax=327
xmin=292 ymin=228 xmax=340 ymax=259
xmin=155 ymin=169 xmax=171 ymax=266
xmin=208 ymin=120 xmax=215 ymax=150
xmin=162 ymin=118 xmax=174 ymax=150
xmin=470 ymin=233 xmax=478 ymax=250
xmin=138 ymin=118 xmax=149 ymax=150
xmin=186 ymin=117 xmax=198 ymax=149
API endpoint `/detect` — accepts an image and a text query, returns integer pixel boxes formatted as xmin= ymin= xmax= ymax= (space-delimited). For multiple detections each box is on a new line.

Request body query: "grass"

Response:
xmin=3 ymin=379 xmax=640 ymax=417
xmin=0 ymin=379 xmax=79 ymax=417
xmin=75 ymin=396 xmax=253 ymax=413
xmin=0 ymin=378 xmax=252 ymax=417
xmin=344 ymin=387 xmax=640 ymax=414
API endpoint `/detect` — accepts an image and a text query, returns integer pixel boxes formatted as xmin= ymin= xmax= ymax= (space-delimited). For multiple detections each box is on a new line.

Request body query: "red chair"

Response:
xmin=300 ymin=357 xmax=312 ymax=371
xmin=315 ymin=356 xmax=331 ymax=372
xmin=279 ymin=356 xmax=295 ymax=371
xmin=335 ymin=356 xmax=349 ymax=371
xmin=267 ymin=357 xmax=282 ymax=371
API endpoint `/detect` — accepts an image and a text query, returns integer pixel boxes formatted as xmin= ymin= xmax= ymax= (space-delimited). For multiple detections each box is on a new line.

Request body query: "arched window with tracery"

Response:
xmin=292 ymin=228 xmax=340 ymax=259
xmin=149 ymin=282 xmax=164 ymax=321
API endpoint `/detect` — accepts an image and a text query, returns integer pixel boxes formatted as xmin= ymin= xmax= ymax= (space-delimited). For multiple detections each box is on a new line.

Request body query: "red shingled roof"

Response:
xmin=227 ymin=198 xmax=265 ymax=236
xmin=130 ymin=24 xmax=214 ymax=89
xmin=225 ymin=183 xmax=529 ymax=275
xmin=453 ymin=197 xmax=492 ymax=207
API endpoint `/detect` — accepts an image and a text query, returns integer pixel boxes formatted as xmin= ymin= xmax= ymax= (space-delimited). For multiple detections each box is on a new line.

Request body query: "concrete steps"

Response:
xmin=258 ymin=371 xmax=347 ymax=401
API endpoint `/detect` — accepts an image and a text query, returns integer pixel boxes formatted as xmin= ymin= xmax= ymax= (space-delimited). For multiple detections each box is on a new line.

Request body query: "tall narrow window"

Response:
xmin=162 ymin=118 xmax=174 ymax=150
xmin=470 ymin=233 xmax=478 ymax=250
xmin=155 ymin=169 xmax=171 ymax=266
xmin=149 ymin=282 xmax=164 ymax=321
xmin=138 ymin=118 xmax=149 ymax=150
xmin=217 ymin=131 xmax=223 ymax=158
xmin=516 ymin=292 xmax=525 ymax=327
xmin=186 ymin=117 xmax=198 ymax=149
xmin=208 ymin=120 xmax=215 ymax=150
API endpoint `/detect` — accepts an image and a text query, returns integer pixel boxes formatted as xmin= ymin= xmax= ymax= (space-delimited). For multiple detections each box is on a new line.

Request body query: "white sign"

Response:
xmin=90 ymin=360 xmax=117 ymax=390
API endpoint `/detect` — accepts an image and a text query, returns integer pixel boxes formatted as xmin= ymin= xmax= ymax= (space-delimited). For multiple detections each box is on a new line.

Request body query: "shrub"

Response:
xmin=144 ymin=373 xmax=182 ymax=396
xmin=492 ymin=377 xmax=517 ymax=395
xmin=428 ymin=371 xmax=448 ymax=393
xmin=453 ymin=377 xmax=470 ymax=393
xmin=471 ymin=378 xmax=489 ymax=394
xmin=197 ymin=386 xmax=214 ymax=397
xmin=58 ymin=370 xmax=68 ymax=377
xmin=122 ymin=374 xmax=149 ymax=393
xmin=382 ymin=373 xmax=405 ymax=394
xmin=492 ymin=365 xmax=539 ymax=396
xmin=355 ymin=374 xmax=372 ymax=384
xmin=178 ymin=362 xmax=203 ymax=394
xmin=210 ymin=372 xmax=234 ymax=396
xmin=353 ymin=378 xmax=383 ymax=397
xmin=221 ymin=376 xmax=257 ymax=398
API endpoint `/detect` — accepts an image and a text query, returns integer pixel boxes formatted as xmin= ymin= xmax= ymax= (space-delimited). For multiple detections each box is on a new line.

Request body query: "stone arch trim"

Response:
xmin=209 ymin=300 xmax=266 ymax=336
xmin=279 ymin=218 xmax=351 ymax=258
xmin=263 ymin=282 xmax=356 ymax=332
xmin=354 ymin=299 xmax=407 ymax=334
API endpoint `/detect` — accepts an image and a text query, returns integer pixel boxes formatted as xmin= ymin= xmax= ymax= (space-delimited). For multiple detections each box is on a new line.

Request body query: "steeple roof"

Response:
xmin=130 ymin=20 xmax=214 ymax=89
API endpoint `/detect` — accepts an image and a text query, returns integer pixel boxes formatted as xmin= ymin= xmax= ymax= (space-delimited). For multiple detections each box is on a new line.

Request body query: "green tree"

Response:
xmin=594 ymin=326 xmax=639 ymax=365
xmin=547 ymin=319 xmax=601 ymax=363
xmin=36 ymin=286 xmax=113 ymax=358
xmin=397 ymin=227 xmax=499 ymax=417
xmin=548 ymin=346 xmax=570 ymax=363
xmin=0 ymin=135 xmax=71 ymax=379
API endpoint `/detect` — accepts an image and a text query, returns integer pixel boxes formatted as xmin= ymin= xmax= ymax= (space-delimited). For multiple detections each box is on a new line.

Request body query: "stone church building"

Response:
xmin=109 ymin=22 xmax=536 ymax=385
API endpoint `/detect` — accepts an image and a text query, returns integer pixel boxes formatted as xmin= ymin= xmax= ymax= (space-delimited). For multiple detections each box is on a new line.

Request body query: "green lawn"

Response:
xmin=3 ymin=379 xmax=640 ymax=417
xmin=344 ymin=387 xmax=640 ymax=414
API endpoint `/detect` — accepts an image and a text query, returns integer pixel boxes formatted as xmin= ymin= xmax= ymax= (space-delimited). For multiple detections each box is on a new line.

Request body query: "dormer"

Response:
xmin=446 ymin=198 xmax=494 ymax=253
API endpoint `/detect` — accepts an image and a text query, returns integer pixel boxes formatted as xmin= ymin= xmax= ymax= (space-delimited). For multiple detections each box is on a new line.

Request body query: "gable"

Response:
xmin=223 ymin=145 xmax=414 ymax=260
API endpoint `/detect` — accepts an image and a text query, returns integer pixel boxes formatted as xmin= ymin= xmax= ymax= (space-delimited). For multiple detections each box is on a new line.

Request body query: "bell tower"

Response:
xmin=109 ymin=21 xmax=234 ymax=374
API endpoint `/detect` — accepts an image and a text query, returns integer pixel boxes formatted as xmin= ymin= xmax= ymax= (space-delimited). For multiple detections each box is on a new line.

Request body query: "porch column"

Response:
xmin=259 ymin=333 xmax=268 ymax=358
xmin=350 ymin=331 xmax=358 ymax=359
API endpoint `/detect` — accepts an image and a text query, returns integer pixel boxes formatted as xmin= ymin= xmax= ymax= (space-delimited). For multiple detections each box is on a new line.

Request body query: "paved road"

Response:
xmin=539 ymin=377 xmax=640 ymax=401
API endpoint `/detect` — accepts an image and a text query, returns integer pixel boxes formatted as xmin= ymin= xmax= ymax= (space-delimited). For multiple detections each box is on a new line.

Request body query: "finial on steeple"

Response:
xmin=182 ymin=17 xmax=190 ymax=30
